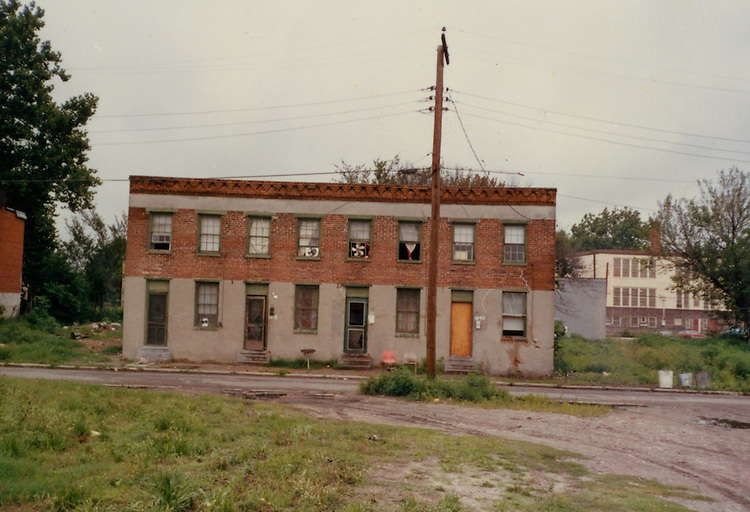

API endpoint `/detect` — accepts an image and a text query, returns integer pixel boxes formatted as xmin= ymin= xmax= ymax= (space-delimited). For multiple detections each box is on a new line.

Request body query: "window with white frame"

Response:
xmin=613 ymin=287 xmax=621 ymax=306
xmin=452 ymin=223 xmax=474 ymax=262
xmin=294 ymin=285 xmax=319 ymax=331
xmin=247 ymin=217 xmax=271 ymax=256
xmin=198 ymin=214 xmax=221 ymax=253
xmin=149 ymin=212 xmax=172 ymax=251
xmin=297 ymin=219 xmax=320 ymax=258
xmin=396 ymin=288 xmax=420 ymax=334
xmin=195 ymin=282 xmax=219 ymax=328
xmin=503 ymin=225 xmax=526 ymax=263
xmin=398 ymin=221 xmax=421 ymax=261
xmin=348 ymin=220 xmax=371 ymax=259
xmin=502 ymin=292 xmax=526 ymax=337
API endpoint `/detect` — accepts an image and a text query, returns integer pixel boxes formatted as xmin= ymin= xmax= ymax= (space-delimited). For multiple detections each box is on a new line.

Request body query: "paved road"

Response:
xmin=1 ymin=366 xmax=747 ymax=414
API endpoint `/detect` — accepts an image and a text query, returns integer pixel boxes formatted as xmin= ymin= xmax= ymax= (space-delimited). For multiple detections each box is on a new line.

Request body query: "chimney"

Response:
xmin=649 ymin=223 xmax=661 ymax=256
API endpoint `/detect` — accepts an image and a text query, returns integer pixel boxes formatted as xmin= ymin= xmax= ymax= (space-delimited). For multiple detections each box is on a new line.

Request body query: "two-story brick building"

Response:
xmin=123 ymin=176 xmax=557 ymax=376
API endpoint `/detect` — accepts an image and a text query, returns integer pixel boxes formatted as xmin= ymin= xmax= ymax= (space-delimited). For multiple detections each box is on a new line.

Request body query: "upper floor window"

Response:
xmin=247 ymin=216 xmax=271 ymax=256
xmin=198 ymin=214 xmax=221 ymax=253
xmin=452 ymin=223 xmax=474 ymax=262
xmin=297 ymin=219 xmax=320 ymax=258
xmin=348 ymin=220 xmax=371 ymax=259
xmin=503 ymin=225 xmax=526 ymax=263
xmin=398 ymin=221 xmax=421 ymax=261
xmin=149 ymin=212 xmax=172 ymax=251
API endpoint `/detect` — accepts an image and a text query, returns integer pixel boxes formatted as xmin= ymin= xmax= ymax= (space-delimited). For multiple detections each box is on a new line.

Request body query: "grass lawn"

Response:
xmin=0 ymin=377 xmax=706 ymax=511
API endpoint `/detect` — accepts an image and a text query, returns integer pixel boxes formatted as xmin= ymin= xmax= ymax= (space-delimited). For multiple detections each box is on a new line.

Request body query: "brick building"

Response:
xmin=123 ymin=176 xmax=557 ymax=376
xmin=0 ymin=206 xmax=26 ymax=318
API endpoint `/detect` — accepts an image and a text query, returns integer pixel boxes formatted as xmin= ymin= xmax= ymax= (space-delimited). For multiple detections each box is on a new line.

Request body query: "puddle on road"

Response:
xmin=696 ymin=416 xmax=750 ymax=429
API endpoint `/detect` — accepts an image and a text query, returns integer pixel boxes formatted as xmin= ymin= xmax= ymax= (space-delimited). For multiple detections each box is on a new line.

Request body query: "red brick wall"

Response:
xmin=126 ymin=207 xmax=555 ymax=292
xmin=0 ymin=208 xmax=25 ymax=293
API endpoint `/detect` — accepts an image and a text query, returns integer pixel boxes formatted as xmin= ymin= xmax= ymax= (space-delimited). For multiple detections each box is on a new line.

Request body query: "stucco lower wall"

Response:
xmin=123 ymin=277 xmax=554 ymax=375
xmin=0 ymin=292 xmax=21 ymax=318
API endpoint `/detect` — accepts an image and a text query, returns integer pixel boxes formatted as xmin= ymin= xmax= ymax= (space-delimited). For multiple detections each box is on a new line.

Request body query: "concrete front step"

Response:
xmin=136 ymin=346 xmax=172 ymax=363
xmin=236 ymin=349 xmax=270 ymax=364
xmin=338 ymin=353 xmax=373 ymax=369
xmin=444 ymin=356 xmax=477 ymax=374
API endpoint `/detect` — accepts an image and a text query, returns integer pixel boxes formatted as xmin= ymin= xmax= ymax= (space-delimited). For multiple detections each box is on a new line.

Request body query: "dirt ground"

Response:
xmin=81 ymin=340 xmax=749 ymax=511
xmin=274 ymin=391 xmax=750 ymax=512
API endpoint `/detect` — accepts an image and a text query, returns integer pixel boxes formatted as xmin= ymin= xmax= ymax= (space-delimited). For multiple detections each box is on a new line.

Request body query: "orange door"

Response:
xmin=450 ymin=302 xmax=472 ymax=357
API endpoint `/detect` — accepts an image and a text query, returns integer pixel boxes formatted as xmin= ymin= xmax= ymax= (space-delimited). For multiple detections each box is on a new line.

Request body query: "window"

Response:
xmin=674 ymin=317 xmax=683 ymax=326
xmin=622 ymin=259 xmax=630 ymax=278
xmin=247 ymin=217 xmax=270 ymax=256
xmin=195 ymin=282 xmax=219 ymax=328
xmin=294 ymin=285 xmax=319 ymax=331
xmin=452 ymin=224 xmax=474 ymax=262
xmin=639 ymin=288 xmax=647 ymax=307
xmin=348 ymin=220 xmax=371 ymax=259
xmin=648 ymin=317 xmax=657 ymax=328
xmin=630 ymin=316 xmax=639 ymax=327
xmin=297 ymin=219 xmax=320 ymax=258
xmin=613 ymin=258 xmax=621 ymax=277
xmin=398 ymin=222 xmax=421 ymax=261
xmin=676 ymin=290 xmax=683 ymax=309
xmin=149 ymin=212 xmax=172 ymax=251
xmin=502 ymin=292 xmax=526 ymax=337
xmin=613 ymin=287 xmax=621 ymax=306
xmin=503 ymin=225 xmax=526 ymax=263
xmin=648 ymin=289 xmax=656 ymax=308
xmin=622 ymin=288 xmax=630 ymax=307
xmin=396 ymin=288 xmax=420 ymax=334
xmin=639 ymin=259 xmax=648 ymax=279
xmin=198 ymin=214 xmax=221 ymax=253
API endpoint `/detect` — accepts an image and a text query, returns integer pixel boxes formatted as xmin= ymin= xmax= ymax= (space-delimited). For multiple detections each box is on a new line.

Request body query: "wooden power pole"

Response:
xmin=426 ymin=29 xmax=449 ymax=379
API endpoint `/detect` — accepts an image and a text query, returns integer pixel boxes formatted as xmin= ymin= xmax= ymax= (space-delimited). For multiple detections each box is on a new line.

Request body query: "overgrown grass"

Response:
xmin=0 ymin=377 xmax=702 ymax=511
xmin=266 ymin=358 xmax=342 ymax=370
xmin=555 ymin=333 xmax=750 ymax=391
xmin=0 ymin=314 xmax=112 ymax=365
xmin=360 ymin=370 xmax=609 ymax=417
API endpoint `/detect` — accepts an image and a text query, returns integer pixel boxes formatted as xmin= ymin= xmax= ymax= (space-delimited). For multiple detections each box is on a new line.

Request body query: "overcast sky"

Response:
xmin=38 ymin=0 xmax=750 ymax=233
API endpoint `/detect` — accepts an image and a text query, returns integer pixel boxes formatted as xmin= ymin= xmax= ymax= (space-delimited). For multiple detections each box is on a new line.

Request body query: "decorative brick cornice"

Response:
xmin=129 ymin=176 xmax=556 ymax=206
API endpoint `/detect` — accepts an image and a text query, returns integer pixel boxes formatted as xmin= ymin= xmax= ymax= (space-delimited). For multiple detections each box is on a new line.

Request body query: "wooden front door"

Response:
xmin=450 ymin=302 xmax=472 ymax=357
xmin=244 ymin=296 xmax=267 ymax=350
xmin=345 ymin=298 xmax=367 ymax=353
xmin=146 ymin=293 xmax=167 ymax=346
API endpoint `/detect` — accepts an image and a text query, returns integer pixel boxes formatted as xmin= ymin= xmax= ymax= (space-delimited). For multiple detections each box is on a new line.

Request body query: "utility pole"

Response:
xmin=426 ymin=29 xmax=449 ymax=379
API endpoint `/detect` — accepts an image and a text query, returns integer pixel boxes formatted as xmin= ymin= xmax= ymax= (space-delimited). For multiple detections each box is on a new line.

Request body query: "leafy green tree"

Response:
xmin=0 ymin=0 xmax=99 ymax=310
xmin=569 ymin=207 xmax=650 ymax=251
xmin=657 ymin=167 xmax=750 ymax=335
xmin=65 ymin=211 xmax=127 ymax=316
xmin=555 ymin=229 xmax=581 ymax=283
xmin=335 ymin=155 xmax=504 ymax=187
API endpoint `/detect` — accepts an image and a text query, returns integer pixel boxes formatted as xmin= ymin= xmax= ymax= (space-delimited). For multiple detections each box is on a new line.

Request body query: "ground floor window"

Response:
xmin=294 ymin=285 xmax=319 ymax=332
xmin=195 ymin=282 xmax=219 ymax=328
xmin=396 ymin=288 xmax=420 ymax=334
xmin=502 ymin=292 xmax=526 ymax=337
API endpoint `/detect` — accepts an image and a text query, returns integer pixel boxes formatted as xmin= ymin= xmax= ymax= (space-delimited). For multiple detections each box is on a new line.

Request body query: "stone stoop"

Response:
xmin=444 ymin=355 xmax=477 ymax=374
xmin=236 ymin=349 xmax=270 ymax=365
xmin=136 ymin=346 xmax=172 ymax=363
xmin=338 ymin=352 xmax=373 ymax=369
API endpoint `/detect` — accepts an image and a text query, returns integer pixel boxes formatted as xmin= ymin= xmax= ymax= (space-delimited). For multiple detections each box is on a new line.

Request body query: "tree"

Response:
xmin=0 ymin=0 xmax=99 ymax=311
xmin=335 ymin=155 xmax=505 ymax=187
xmin=555 ymin=229 xmax=581 ymax=284
xmin=64 ymin=210 xmax=127 ymax=317
xmin=569 ymin=207 xmax=650 ymax=251
xmin=657 ymin=167 xmax=750 ymax=335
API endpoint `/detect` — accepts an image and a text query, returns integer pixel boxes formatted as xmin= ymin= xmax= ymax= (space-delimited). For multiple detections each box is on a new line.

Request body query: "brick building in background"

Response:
xmin=123 ymin=176 xmax=557 ymax=376
xmin=0 ymin=206 xmax=26 ymax=318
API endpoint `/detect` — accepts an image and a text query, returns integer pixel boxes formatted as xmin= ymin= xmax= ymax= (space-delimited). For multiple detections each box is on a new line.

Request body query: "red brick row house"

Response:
xmin=123 ymin=176 xmax=557 ymax=376
xmin=0 ymin=206 xmax=26 ymax=318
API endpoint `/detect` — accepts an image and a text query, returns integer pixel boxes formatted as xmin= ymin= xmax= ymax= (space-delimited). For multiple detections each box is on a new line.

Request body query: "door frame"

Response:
xmin=449 ymin=290 xmax=473 ymax=357
xmin=344 ymin=297 xmax=368 ymax=353
xmin=244 ymin=294 xmax=268 ymax=350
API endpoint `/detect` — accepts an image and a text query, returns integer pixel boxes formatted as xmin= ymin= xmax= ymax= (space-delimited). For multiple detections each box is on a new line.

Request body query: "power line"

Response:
xmin=91 ymin=101 xmax=417 ymax=134
xmin=93 ymin=110 xmax=417 ymax=146
xmin=96 ymin=89 xmax=420 ymax=119
xmin=445 ymin=92 xmax=485 ymax=171
xmin=450 ymin=90 xmax=750 ymax=145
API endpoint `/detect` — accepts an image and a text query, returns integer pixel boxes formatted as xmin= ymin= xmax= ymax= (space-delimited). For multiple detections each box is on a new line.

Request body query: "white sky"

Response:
xmin=38 ymin=0 xmax=750 ymax=233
